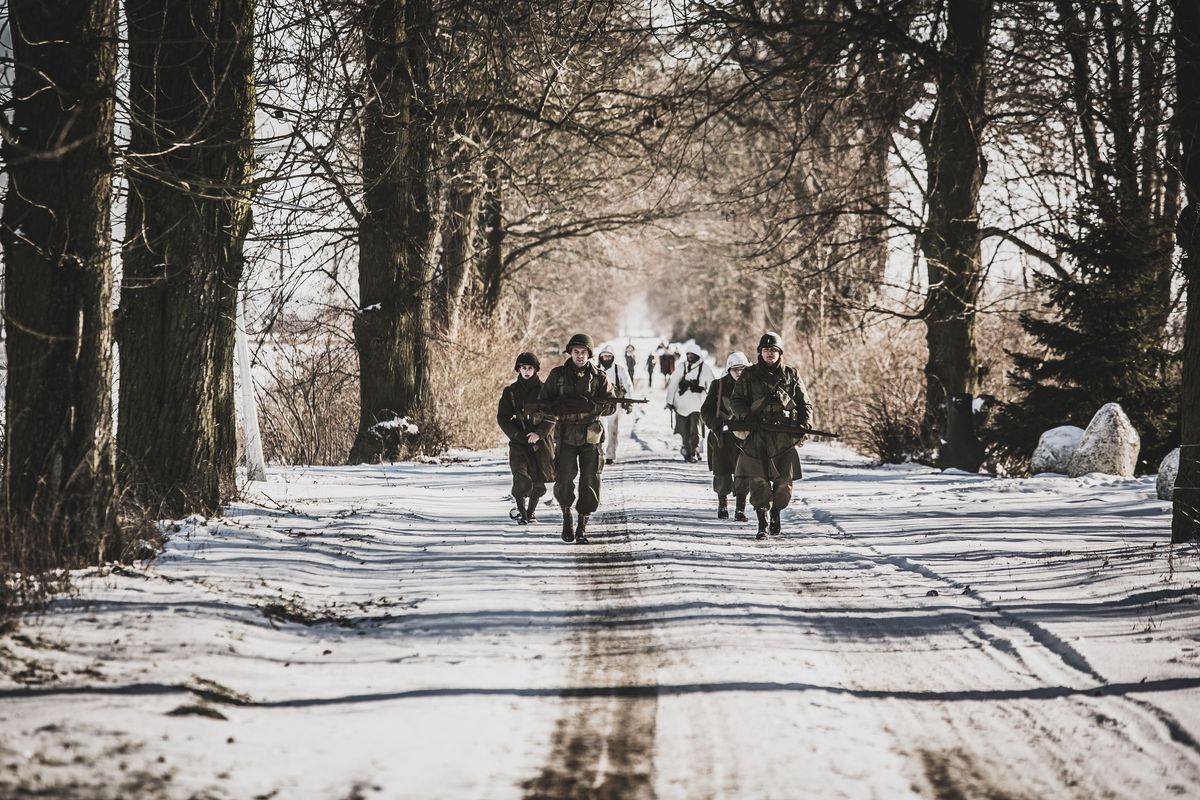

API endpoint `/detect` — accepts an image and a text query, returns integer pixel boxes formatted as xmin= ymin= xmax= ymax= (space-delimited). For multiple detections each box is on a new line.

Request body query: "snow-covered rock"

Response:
xmin=1031 ymin=425 xmax=1084 ymax=474
xmin=1067 ymin=403 xmax=1140 ymax=478
xmin=1157 ymin=447 xmax=1180 ymax=501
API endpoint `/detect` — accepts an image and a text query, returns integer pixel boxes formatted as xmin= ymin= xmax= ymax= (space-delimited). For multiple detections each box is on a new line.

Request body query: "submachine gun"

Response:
xmin=723 ymin=420 xmax=842 ymax=439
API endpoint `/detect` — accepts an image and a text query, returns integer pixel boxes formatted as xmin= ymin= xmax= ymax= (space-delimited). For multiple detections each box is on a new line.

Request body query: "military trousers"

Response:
xmin=554 ymin=441 xmax=605 ymax=515
xmin=602 ymin=413 xmax=621 ymax=460
xmin=508 ymin=443 xmax=548 ymax=500
xmin=713 ymin=472 xmax=749 ymax=498
xmin=675 ymin=411 xmax=701 ymax=458
xmin=735 ymin=431 xmax=802 ymax=511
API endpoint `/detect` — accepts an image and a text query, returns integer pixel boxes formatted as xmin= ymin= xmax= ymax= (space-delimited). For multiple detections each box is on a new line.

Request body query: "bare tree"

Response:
xmin=347 ymin=0 xmax=441 ymax=463
xmin=1173 ymin=0 xmax=1200 ymax=542
xmin=118 ymin=0 xmax=256 ymax=514
xmin=1 ymin=0 xmax=120 ymax=561
xmin=917 ymin=0 xmax=994 ymax=453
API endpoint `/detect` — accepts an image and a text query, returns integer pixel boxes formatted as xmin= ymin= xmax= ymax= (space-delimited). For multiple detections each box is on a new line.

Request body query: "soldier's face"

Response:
xmin=518 ymin=365 xmax=536 ymax=379
xmin=761 ymin=347 xmax=781 ymax=365
xmin=599 ymin=355 xmax=614 ymax=368
xmin=729 ymin=366 xmax=746 ymax=381
xmin=569 ymin=346 xmax=590 ymax=366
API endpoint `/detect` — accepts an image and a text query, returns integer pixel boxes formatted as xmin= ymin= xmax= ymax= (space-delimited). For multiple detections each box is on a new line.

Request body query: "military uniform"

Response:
xmin=497 ymin=352 xmax=555 ymax=523
xmin=730 ymin=335 xmax=812 ymax=537
xmin=497 ymin=374 xmax=554 ymax=512
xmin=700 ymin=354 xmax=751 ymax=519
xmin=536 ymin=333 xmax=617 ymax=542
xmin=666 ymin=343 xmax=714 ymax=462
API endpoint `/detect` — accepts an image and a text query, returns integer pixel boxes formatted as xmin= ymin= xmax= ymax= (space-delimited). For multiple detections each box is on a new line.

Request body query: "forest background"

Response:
xmin=2 ymin=0 xmax=1200 ymax=594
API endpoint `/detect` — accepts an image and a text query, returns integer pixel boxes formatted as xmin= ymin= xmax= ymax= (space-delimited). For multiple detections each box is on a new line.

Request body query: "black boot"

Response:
xmin=561 ymin=510 xmax=575 ymax=543
xmin=526 ymin=496 xmax=540 ymax=523
xmin=755 ymin=508 xmax=769 ymax=540
xmin=515 ymin=497 xmax=528 ymax=525
xmin=717 ymin=495 xmax=729 ymax=519
xmin=769 ymin=509 xmax=782 ymax=535
xmin=734 ymin=495 xmax=748 ymax=522
xmin=574 ymin=514 xmax=590 ymax=544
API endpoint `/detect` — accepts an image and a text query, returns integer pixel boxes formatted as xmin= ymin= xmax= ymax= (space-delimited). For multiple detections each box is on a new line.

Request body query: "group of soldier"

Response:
xmin=496 ymin=331 xmax=812 ymax=542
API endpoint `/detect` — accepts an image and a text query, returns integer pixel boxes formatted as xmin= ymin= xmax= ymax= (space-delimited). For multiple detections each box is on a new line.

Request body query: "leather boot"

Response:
xmin=561 ymin=510 xmax=575 ymax=543
xmin=734 ymin=495 xmax=748 ymax=522
xmin=769 ymin=509 xmax=782 ymax=535
xmin=574 ymin=514 xmax=590 ymax=544
xmin=526 ymin=496 xmax=540 ymax=523
xmin=515 ymin=497 xmax=528 ymax=525
xmin=755 ymin=508 xmax=769 ymax=540
xmin=717 ymin=495 xmax=729 ymax=519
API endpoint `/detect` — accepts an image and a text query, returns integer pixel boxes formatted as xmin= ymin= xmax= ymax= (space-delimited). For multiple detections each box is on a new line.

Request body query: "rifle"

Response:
xmin=724 ymin=420 xmax=841 ymax=439
xmin=524 ymin=396 xmax=651 ymax=415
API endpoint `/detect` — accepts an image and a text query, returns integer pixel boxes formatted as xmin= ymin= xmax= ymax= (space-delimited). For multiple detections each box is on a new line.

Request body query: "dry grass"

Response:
xmin=256 ymin=311 xmax=548 ymax=463
xmin=258 ymin=311 xmax=359 ymax=465
xmin=796 ymin=303 xmax=1034 ymax=465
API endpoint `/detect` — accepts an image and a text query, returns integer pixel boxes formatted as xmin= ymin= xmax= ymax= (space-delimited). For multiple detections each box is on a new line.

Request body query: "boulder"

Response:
xmin=1157 ymin=448 xmax=1180 ymax=501
xmin=1067 ymin=403 xmax=1140 ymax=478
xmin=1031 ymin=425 xmax=1084 ymax=474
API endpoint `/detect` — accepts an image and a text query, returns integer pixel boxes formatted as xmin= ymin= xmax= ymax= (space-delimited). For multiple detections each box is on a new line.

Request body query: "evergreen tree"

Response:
xmin=990 ymin=198 xmax=1179 ymax=473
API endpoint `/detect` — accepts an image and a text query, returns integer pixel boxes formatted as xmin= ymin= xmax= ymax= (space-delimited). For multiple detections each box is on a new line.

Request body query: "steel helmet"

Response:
xmin=757 ymin=331 xmax=784 ymax=352
xmin=725 ymin=351 xmax=751 ymax=370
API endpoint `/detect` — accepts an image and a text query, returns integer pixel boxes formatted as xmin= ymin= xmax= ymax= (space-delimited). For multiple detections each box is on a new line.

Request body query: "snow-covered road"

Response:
xmin=3 ymin=391 xmax=1200 ymax=799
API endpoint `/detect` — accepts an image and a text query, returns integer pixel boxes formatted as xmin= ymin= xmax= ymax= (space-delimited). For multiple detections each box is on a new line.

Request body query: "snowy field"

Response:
xmin=2 ymin=383 xmax=1200 ymax=799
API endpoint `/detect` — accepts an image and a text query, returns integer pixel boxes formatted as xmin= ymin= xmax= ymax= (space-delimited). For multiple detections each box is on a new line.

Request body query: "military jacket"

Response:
xmin=702 ymin=373 xmax=744 ymax=475
xmin=700 ymin=373 xmax=737 ymax=431
xmin=535 ymin=359 xmax=617 ymax=446
xmin=729 ymin=360 xmax=812 ymax=428
xmin=497 ymin=375 xmax=545 ymax=444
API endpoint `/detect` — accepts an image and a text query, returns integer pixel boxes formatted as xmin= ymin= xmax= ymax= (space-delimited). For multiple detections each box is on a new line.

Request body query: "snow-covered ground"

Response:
xmin=3 ymin=383 xmax=1200 ymax=799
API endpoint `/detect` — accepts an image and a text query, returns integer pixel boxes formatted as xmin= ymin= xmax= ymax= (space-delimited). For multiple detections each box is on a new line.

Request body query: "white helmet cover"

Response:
xmin=725 ymin=351 xmax=751 ymax=370
xmin=685 ymin=342 xmax=704 ymax=358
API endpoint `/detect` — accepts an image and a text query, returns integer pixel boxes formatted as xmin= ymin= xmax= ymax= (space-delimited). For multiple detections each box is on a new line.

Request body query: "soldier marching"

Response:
xmin=498 ymin=331 xmax=825 ymax=543
xmin=496 ymin=352 xmax=555 ymax=525
xmin=729 ymin=332 xmax=813 ymax=539
xmin=700 ymin=351 xmax=752 ymax=522
xmin=533 ymin=333 xmax=618 ymax=544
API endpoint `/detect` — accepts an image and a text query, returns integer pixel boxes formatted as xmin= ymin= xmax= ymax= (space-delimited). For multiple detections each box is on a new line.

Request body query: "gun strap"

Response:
xmin=748 ymin=375 xmax=784 ymax=417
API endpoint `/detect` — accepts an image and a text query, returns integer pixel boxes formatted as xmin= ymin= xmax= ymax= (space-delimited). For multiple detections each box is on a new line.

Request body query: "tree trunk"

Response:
xmin=439 ymin=185 xmax=481 ymax=337
xmin=478 ymin=155 xmax=505 ymax=319
xmin=1 ymin=0 xmax=119 ymax=561
xmin=119 ymin=0 xmax=255 ymax=516
xmin=919 ymin=0 xmax=993 ymax=456
xmin=1173 ymin=0 xmax=1200 ymax=542
xmin=349 ymin=0 xmax=440 ymax=464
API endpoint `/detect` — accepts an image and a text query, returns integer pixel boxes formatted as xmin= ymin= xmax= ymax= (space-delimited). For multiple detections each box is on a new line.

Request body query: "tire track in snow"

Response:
xmin=805 ymin=496 xmax=1200 ymax=759
xmin=794 ymin=496 xmax=1200 ymax=794
xmin=522 ymin=466 xmax=658 ymax=799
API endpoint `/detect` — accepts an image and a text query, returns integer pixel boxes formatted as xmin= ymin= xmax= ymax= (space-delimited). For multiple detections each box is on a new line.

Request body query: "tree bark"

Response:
xmin=1173 ymin=0 xmax=1200 ymax=542
xmin=119 ymin=0 xmax=255 ymax=516
xmin=919 ymin=0 xmax=993 ymax=455
xmin=436 ymin=161 xmax=482 ymax=338
xmin=1 ymin=0 xmax=119 ymax=560
xmin=478 ymin=155 xmax=505 ymax=319
xmin=349 ymin=0 xmax=440 ymax=464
